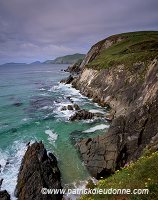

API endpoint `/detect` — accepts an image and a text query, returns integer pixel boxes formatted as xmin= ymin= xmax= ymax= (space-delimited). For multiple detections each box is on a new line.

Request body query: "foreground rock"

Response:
xmin=15 ymin=142 xmax=62 ymax=200
xmin=73 ymin=32 xmax=158 ymax=178
xmin=0 ymin=190 xmax=10 ymax=200
xmin=69 ymin=110 xmax=95 ymax=121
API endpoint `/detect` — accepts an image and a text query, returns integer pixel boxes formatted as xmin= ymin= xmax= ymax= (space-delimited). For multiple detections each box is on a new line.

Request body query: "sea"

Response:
xmin=0 ymin=63 xmax=109 ymax=199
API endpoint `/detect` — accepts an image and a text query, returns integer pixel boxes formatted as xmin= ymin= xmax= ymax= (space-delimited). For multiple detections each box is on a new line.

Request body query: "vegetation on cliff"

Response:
xmin=71 ymin=31 xmax=158 ymax=200
xmin=81 ymin=150 xmax=158 ymax=200
xmin=87 ymin=31 xmax=158 ymax=70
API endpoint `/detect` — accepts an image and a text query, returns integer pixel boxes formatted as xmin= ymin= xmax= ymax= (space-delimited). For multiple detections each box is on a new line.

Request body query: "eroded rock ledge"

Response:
xmin=15 ymin=142 xmax=62 ymax=200
xmin=71 ymin=34 xmax=158 ymax=179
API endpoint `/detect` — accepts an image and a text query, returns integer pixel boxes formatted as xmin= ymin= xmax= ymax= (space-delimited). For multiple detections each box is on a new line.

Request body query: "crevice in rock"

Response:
xmin=97 ymin=168 xmax=113 ymax=179
xmin=116 ymin=145 xmax=128 ymax=169
xmin=138 ymin=118 xmax=148 ymax=146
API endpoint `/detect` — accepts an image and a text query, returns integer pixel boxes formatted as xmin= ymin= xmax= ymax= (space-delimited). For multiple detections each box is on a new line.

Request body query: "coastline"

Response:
xmin=65 ymin=32 xmax=158 ymax=179
xmin=13 ymin=31 xmax=158 ymax=198
xmin=1 ymin=31 xmax=158 ymax=200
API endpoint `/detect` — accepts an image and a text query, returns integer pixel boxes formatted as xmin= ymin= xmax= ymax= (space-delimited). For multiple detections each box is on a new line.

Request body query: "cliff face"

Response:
xmin=72 ymin=31 xmax=158 ymax=178
xmin=15 ymin=142 xmax=62 ymax=200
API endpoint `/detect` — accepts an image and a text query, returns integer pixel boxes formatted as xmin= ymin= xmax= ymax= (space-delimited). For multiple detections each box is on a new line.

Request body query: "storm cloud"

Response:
xmin=0 ymin=0 xmax=158 ymax=64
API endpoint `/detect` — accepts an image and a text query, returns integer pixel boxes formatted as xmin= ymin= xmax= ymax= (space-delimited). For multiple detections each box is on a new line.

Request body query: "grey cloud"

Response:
xmin=0 ymin=0 xmax=157 ymax=64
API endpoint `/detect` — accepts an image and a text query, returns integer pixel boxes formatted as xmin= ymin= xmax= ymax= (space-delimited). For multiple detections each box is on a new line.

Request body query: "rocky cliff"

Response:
xmin=71 ymin=31 xmax=158 ymax=178
xmin=15 ymin=142 xmax=62 ymax=200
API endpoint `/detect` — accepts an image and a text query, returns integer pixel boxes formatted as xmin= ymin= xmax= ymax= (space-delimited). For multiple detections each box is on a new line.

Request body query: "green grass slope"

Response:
xmin=81 ymin=150 xmax=158 ymax=200
xmin=87 ymin=31 xmax=158 ymax=70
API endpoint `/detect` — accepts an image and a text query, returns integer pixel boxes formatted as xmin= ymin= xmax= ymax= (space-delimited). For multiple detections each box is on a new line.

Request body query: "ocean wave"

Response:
xmin=0 ymin=149 xmax=8 ymax=173
xmin=0 ymin=140 xmax=30 ymax=200
xmin=83 ymin=124 xmax=109 ymax=133
xmin=64 ymin=178 xmax=97 ymax=200
xmin=53 ymin=101 xmax=75 ymax=120
xmin=45 ymin=130 xmax=58 ymax=143
xmin=89 ymin=109 xmax=105 ymax=114
xmin=39 ymin=105 xmax=54 ymax=110
xmin=38 ymin=88 xmax=46 ymax=91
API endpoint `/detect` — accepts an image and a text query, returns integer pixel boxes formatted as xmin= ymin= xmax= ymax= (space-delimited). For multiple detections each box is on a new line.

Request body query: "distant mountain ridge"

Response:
xmin=43 ymin=53 xmax=85 ymax=64
xmin=1 ymin=62 xmax=27 ymax=66
xmin=0 ymin=53 xmax=85 ymax=66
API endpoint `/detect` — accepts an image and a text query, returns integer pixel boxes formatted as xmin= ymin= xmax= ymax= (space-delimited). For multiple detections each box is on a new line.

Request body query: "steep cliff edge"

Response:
xmin=72 ymin=31 xmax=158 ymax=178
xmin=15 ymin=142 xmax=62 ymax=200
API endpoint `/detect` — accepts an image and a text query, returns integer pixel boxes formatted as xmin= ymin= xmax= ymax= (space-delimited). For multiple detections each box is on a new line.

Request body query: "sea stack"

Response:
xmin=15 ymin=142 xmax=62 ymax=200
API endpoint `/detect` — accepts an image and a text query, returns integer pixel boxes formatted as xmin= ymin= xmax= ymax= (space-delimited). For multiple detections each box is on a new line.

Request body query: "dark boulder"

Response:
xmin=0 ymin=190 xmax=10 ymax=200
xmin=67 ymin=105 xmax=73 ymax=110
xmin=60 ymin=75 xmax=74 ymax=84
xmin=73 ymin=104 xmax=80 ymax=110
xmin=61 ymin=104 xmax=80 ymax=111
xmin=70 ymin=110 xmax=94 ymax=121
xmin=15 ymin=142 xmax=62 ymax=200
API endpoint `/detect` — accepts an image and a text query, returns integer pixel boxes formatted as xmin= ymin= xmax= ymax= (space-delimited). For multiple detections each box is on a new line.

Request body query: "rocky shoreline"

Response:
xmin=65 ymin=33 xmax=158 ymax=179
xmin=1 ymin=31 xmax=158 ymax=200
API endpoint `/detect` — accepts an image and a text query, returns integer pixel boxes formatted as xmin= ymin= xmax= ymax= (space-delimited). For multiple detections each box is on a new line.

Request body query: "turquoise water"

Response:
xmin=0 ymin=64 xmax=109 ymax=198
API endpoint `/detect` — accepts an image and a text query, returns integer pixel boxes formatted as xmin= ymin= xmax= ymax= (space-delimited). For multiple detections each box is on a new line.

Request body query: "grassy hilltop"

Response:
xmin=87 ymin=31 xmax=158 ymax=70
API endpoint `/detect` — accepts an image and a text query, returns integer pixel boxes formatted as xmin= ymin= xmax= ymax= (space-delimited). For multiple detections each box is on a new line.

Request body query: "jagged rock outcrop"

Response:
xmin=60 ymin=75 xmax=74 ymax=84
xmin=0 ymin=190 xmax=10 ymax=200
xmin=73 ymin=32 xmax=158 ymax=178
xmin=64 ymin=59 xmax=83 ymax=74
xmin=15 ymin=142 xmax=62 ymax=200
xmin=69 ymin=110 xmax=95 ymax=121
xmin=61 ymin=104 xmax=80 ymax=111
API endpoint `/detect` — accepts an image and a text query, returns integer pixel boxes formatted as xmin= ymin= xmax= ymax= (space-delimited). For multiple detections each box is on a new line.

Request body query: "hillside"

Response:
xmin=81 ymin=149 xmax=158 ymax=200
xmin=70 ymin=31 xmax=158 ymax=181
xmin=85 ymin=31 xmax=158 ymax=70
xmin=44 ymin=53 xmax=85 ymax=64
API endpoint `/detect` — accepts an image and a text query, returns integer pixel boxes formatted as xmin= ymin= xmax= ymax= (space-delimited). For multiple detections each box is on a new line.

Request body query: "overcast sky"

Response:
xmin=0 ymin=0 xmax=158 ymax=64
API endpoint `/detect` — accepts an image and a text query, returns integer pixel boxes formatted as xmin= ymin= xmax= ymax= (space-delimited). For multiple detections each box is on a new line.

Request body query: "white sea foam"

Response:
xmin=94 ymin=102 xmax=102 ymax=107
xmin=45 ymin=130 xmax=58 ymax=143
xmin=56 ymin=83 xmax=82 ymax=97
xmin=83 ymin=124 xmax=109 ymax=133
xmin=40 ymin=93 xmax=51 ymax=96
xmin=39 ymin=88 xmax=46 ymax=91
xmin=64 ymin=178 xmax=97 ymax=200
xmin=48 ymin=85 xmax=59 ymax=92
xmin=22 ymin=118 xmax=30 ymax=122
xmin=54 ymin=102 xmax=75 ymax=119
xmin=89 ymin=109 xmax=104 ymax=114
xmin=40 ymin=106 xmax=53 ymax=110
xmin=0 ymin=150 xmax=8 ymax=173
xmin=1 ymin=141 xmax=29 ymax=200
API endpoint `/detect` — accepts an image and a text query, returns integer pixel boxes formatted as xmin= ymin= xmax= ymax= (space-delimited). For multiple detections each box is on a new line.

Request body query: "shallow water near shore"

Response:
xmin=0 ymin=64 xmax=109 ymax=199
